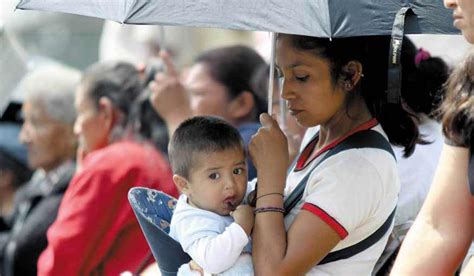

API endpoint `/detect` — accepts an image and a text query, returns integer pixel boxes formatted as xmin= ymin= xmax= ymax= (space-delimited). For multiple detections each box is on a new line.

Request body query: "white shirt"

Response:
xmin=169 ymin=195 xmax=251 ymax=274
xmin=284 ymin=125 xmax=399 ymax=275
xmin=393 ymin=117 xmax=443 ymax=227
xmin=373 ymin=118 xmax=444 ymax=273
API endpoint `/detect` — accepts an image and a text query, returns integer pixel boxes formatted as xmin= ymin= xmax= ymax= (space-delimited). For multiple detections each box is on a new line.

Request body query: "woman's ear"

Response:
xmin=98 ymin=97 xmax=117 ymax=130
xmin=173 ymin=174 xmax=190 ymax=195
xmin=228 ymin=91 xmax=255 ymax=121
xmin=339 ymin=61 xmax=364 ymax=92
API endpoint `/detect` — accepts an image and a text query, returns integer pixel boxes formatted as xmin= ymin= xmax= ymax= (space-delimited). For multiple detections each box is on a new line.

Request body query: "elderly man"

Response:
xmin=0 ymin=64 xmax=80 ymax=276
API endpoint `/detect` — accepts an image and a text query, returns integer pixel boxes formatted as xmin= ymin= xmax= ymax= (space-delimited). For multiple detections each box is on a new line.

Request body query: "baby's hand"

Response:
xmin=231 ymin=205 xmax=254 ymax=236
xmin=189 ymin=260 xmax=204 ymax=275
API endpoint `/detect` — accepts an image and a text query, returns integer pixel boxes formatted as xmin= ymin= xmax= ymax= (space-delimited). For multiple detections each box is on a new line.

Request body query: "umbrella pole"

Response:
xmin=159 ymin=25 xmax=166 ymax=52
xmin=267 ymin=32 xmax=276 ymax=117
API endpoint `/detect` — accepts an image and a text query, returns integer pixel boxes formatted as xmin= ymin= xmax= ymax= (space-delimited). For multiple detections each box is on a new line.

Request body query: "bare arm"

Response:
xmin=249 ymin=114 xmax=341 ymax=275
xmin=391 ymin=144 xmax=474 ymax=274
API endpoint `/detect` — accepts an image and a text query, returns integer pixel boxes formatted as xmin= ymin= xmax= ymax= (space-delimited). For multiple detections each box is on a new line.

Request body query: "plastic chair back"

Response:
xmin=128 ymin=187 xmax=191 ymax=275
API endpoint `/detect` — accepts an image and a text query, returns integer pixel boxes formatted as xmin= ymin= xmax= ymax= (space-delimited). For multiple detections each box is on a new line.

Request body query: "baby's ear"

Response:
xmin=173 ymin=174 xmax=190 ymax=195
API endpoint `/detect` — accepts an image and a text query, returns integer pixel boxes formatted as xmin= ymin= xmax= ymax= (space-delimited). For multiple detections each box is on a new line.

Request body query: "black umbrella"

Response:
xmin=16 ymin=0 xmax=457 ymax=37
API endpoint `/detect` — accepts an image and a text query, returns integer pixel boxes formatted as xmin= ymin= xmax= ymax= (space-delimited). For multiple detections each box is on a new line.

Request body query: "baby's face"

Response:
xmin=185 ymin=147 xmax=248 ymax=216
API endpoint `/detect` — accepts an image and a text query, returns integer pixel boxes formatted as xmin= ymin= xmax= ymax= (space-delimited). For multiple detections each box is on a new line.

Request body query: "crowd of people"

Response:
xmin=0 ymin=0 xmax=473 ymax=274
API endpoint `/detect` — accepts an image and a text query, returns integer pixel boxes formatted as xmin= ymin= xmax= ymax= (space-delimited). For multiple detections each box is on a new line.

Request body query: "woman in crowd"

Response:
xmin=246 ymin=34 xmax=422 ymax=274
xmin=149 ymin=45 xmax=266 ymax=180
xmin=37 ymin=62 xmax=178 ymax=275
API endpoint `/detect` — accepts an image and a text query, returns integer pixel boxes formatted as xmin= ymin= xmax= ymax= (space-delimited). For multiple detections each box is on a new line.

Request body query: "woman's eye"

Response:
xmin=189 ymin=90 xmax=205 ymax=96
xmin=209 ymin=173 xmax=220 ymax=180
xmin=295 ymin=75 xmax=309 ymax=82
xmin=233 ymin=168 xmax=244 ymax=175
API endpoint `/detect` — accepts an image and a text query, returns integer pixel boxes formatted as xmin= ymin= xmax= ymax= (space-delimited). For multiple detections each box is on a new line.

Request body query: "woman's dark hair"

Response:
xmin=81 ymin=62 xmax=142 ymax=121
xmin=195 ymin=45 xmax=266 ymax=120
xmin=81 ymin=61 xmax=168 ymax=149
xmin=250 ymin=63 xmax=274 ymax=113
xmin=401 ymin=38 xmax=450 ymax=119
xmin=283 ymin=34 xmax=422 ymax=157
xmin=129 ymin=95 xmax=169 ymax=154
xmin=441 ymin=51 xmax=474 ymax=147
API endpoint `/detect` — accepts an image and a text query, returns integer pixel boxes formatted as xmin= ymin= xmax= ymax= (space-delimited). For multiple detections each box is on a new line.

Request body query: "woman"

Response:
xmin=391 ymin=0 xmax=474 ymax=274
xmin=37 ymin=62 xmax=178 ymax=275
xmin=248 ymin=34 xmax=421 ymax=275
xmin=149 ymin=45 xmax=266 ymax=180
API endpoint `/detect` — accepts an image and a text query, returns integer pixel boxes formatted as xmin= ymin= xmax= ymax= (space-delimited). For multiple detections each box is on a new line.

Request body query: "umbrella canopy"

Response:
xmin=16 ymin=0 xmax=457 ymax=37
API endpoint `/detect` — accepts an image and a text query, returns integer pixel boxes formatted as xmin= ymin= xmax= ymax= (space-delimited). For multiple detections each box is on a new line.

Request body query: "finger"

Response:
xmin=159 ymin=50 xmax=178 ymax=77
xmin=260 ymin=113 xmax=277 ymax=128
xmin=136 ymin=63 xmax=146 ymax=73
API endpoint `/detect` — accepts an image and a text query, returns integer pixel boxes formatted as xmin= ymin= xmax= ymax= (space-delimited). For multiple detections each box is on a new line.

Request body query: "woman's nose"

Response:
xmin=280 ymin=80 xmax=294 ymax=100
xmin=444 ymin=0 xmax=457 ymax=9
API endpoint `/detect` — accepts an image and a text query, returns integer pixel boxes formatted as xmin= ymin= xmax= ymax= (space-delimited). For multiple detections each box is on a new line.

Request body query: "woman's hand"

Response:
xmin=148 ymin=51 xmax=192 ymax=135
xmin=249 ymin=113 xmax=289 ymax=190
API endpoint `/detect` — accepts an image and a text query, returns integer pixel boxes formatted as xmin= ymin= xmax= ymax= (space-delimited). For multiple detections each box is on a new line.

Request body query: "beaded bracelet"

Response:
xmin=254 ymin=207 xmax=285 ymax=214
xmin=256 ymin=192 xmax=284 ymax=201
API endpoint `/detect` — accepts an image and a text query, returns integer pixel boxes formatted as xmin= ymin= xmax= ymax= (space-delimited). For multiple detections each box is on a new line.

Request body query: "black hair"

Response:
xmin=283 ymin=34 xmax=422 ymax=157
xmin=195 ymin=45 xmax=266 ymax=120
xmin=401 ymin=37 xmax=450 ymax=119
xmin=128 ymin=95 xmax=169 ymax=154
xmin=250 ymin=63 xmax=274 ymax=112
xmin=81 ymin=62 xmax=142 ymax=120
xmin=168 ymin=116 xmax=244 ymax=179
xmin=0 ymin=150 xmax=32 ymax=188
xmin=81 ymin=61 xmax=166 ymax=148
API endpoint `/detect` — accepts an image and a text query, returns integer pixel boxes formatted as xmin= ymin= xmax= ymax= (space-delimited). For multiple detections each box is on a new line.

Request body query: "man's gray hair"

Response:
xmin=19 ymin=64 xmax=81 ymax=125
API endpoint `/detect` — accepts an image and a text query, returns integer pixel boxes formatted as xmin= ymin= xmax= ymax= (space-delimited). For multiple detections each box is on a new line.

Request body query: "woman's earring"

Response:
xmin=345 ymin=82 xmax=352 ymax=90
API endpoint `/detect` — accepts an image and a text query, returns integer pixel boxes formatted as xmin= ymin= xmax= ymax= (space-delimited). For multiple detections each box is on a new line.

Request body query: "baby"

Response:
xmin=169 ymin=116 xmax=254 ymax=275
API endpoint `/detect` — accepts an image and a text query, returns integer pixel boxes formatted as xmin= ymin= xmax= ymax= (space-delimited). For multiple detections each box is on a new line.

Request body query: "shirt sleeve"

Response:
xmin=173 ymin=208 xmax=249 ymax=274
xmin=186 ymin=223 xmax=249 ymax=274
xmin=37 ymin=166 xmax=140 ymax=275
xmin=302 ymin=151 xmax=388 ymax=239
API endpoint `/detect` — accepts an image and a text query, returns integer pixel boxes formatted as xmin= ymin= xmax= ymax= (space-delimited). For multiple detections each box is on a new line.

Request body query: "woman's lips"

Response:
xmin=289 ymin=109 xmax=303 ymax=116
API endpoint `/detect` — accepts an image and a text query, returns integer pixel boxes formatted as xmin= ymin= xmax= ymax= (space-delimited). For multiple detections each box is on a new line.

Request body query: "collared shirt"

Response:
xmin=34 ymin=161 xmax=75 ymax=196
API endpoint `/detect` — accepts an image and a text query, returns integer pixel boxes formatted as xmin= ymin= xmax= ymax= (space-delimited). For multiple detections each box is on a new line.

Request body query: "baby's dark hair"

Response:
xmin=168 ymin=116 xmax=245 ymax=179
